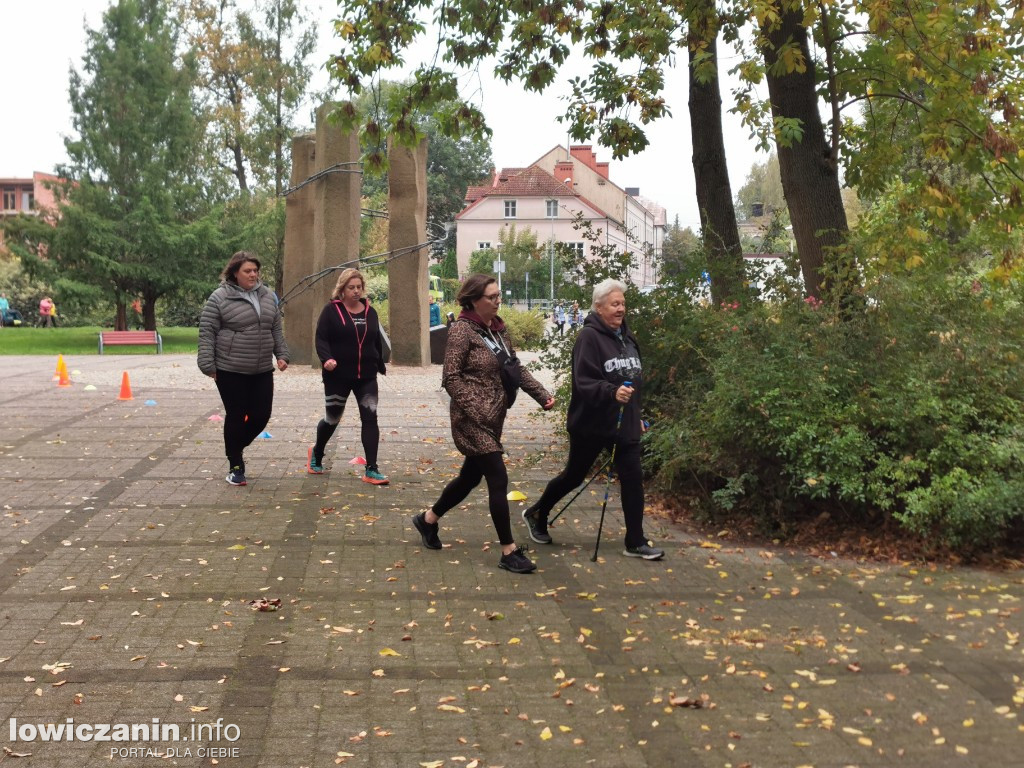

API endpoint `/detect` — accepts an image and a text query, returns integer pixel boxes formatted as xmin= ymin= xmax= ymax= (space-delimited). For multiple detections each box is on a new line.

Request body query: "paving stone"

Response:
xmin=0 ymin=354 xmax=1020 ymax=767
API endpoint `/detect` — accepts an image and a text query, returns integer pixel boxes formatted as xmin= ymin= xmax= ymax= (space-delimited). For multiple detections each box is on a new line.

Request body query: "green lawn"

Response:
xmin=0 ymin=326 xmax=198 ymax=355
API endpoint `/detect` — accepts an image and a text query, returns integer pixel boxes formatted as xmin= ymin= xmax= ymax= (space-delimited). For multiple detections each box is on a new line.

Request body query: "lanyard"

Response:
xmin=480 ymin=327 xmax=511 ymax=358
xmin=333 ymin=301 xmax=367 ymax=378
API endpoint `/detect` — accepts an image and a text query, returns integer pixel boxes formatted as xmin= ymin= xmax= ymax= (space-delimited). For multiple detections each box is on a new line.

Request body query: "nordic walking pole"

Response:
xmin=592 ymin=381 xmax=631 ymax=562
xmin=549 ymin=455 xmax=611 ymax=525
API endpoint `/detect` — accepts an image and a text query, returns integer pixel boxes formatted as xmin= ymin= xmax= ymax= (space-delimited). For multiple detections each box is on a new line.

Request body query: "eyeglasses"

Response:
xmin=481 ymin=293 xmax=501 ymax=302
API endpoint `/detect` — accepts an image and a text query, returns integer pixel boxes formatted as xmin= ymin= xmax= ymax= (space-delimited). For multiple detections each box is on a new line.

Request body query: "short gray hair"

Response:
xmin=591 ymin=278 xmax=627 ymax=312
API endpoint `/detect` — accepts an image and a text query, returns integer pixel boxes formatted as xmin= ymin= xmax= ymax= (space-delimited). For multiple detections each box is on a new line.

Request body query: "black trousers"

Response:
xmin=432 ymin=451 xmax=514 ymax=546
xmin=214 ymin=369 xmax=274 ymax=468
xmin=532 ymin=434 xmax=647 ymax=548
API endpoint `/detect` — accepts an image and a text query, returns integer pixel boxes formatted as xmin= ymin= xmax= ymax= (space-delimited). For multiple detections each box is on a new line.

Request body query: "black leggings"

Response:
xmin=532 ymin=435 xmax=647 ymax=547
xmin=313 ymin=377 xmax=380 ymax=467
xmin=432 ymin=451 xmax=514 ymax=546
xmin=214 ymin=369 xmax=274 ymax=468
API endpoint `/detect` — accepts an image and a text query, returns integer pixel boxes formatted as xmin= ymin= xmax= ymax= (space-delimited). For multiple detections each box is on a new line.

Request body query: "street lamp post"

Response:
xmin=494 ymin=242 xmax=504 ymax=296
xmin=548 ymin=239 xmax=555 ymax=303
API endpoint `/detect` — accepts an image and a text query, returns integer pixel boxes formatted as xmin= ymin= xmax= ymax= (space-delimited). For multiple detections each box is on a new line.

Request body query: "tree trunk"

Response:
xmin=142 ymin=296 xmax=157 ymax=332
xmin=688 ymin=8 xmax=744 ymax=305
xmin=760 ymin=6 xmax=849 ymax=300
xmin=115 ymin=301 xmax=127 ymax=332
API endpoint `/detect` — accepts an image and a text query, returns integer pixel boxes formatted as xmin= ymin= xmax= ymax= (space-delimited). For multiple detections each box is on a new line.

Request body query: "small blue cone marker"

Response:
xmin=259 ymin=431 xmax=273 ymax=439
xmin=145 ymin=399 xmax=157 ymax=406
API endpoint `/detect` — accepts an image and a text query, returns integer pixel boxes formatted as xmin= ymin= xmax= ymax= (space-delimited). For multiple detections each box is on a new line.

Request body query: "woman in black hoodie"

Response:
xmin=306 ymin=268 xmax=389 ymax=484
xmin=522 ymin=278 xmax=664 ymax=560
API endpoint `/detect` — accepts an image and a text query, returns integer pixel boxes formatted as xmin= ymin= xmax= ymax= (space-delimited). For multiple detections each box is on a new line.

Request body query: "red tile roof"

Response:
xmin=463 ymin=165 xmax=580 ymax=206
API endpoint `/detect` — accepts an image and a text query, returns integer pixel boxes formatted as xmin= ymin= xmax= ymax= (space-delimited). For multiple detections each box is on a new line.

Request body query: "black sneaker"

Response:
xmin=522 ymin=505 xmax=552 ymax=545
xmin=498 ymin=546 xmax=536 ymax=574
xmin=225 ymin=467 xmax=247 ymax=486
xmin=623 ymin=542 xmax=665 ymax=560
xmin=412 ymin=512 xmax=442 ymax=550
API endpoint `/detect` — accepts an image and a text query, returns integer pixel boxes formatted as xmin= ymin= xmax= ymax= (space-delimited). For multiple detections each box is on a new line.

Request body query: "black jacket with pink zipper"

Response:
xmin=314 ymin=298 xmax=386 ymax=380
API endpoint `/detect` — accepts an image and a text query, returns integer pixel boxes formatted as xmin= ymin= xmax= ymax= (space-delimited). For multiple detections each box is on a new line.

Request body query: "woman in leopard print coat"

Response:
xmin=411 ymin=274 xmax=554 ymax=574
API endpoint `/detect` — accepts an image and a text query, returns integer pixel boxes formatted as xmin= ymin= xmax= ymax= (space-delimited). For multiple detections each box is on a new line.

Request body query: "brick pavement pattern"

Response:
xmin=0 ymin=354 xmax=1021 ymax=767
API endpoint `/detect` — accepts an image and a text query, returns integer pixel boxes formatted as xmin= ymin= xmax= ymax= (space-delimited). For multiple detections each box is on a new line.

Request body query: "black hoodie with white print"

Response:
xmin=565 ymin=311 xmax=644 ymax=444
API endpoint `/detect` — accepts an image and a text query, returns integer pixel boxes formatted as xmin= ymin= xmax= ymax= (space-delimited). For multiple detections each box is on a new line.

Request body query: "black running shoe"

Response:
xmin=412 ymin=512 xmax=442 ymax=550
xmin=623 ymin=542 xmax=665 ymax=560
xmin=522 ymin=505 xmax=552 ymax=545
xmin=225 ymin=466 xmax=247 ymax=486
xmin=498 ymin=546 xmax=536 ymax=574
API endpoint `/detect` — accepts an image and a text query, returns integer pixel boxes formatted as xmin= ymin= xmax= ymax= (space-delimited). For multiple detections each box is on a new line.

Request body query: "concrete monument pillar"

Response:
xmin=282 ymin=134 xmax=316 ymax=365
xmin=282 ymin=103 xmax=361 ymax=366
xmin=312 ymin=103 xmax=361 ymax=363
xmin=387 ymin=138 xmax=430 ymax=366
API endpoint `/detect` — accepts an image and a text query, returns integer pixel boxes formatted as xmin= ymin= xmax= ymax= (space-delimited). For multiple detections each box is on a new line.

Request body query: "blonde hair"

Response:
xmin=332 ymin=268 xmax=365 ymax=301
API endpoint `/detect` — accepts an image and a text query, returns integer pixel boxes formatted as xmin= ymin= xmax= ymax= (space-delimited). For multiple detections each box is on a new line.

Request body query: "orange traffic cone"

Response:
xmin=53 ymin=354 xmax=64 ymax=381
xmin=118 ymin=371 xmax=133 ymax=400
xmin=57 ymin=363 xmax=72 ymax=388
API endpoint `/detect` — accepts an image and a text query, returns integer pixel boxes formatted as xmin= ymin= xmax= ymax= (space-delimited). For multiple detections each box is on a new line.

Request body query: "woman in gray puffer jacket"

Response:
xmin=198 ymin=251 xmax=289 ymax=486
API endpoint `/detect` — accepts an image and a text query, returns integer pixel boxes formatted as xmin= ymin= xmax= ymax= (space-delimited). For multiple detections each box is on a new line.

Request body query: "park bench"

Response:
xmin=98 ymin=330 xmax=163 ymax=354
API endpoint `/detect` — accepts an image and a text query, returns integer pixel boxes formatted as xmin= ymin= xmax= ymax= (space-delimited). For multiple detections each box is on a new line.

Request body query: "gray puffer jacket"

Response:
xmin=197 ymin=281 xmax=289 ymax=376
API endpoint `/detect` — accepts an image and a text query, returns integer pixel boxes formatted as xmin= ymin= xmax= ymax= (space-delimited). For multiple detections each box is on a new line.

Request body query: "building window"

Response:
xmin=567 ymin=242 xmax=584 ymax=259
xmin=546 ymin=199 xmax=558 ymax=218
xmin=477 ymin=241 xmax=491 ymax=251
xmin=504 ymin=200 xmax=517 ymax=219
xmin=22 ymin=191 xmax=34 ymax=210
xmin=2 ymin=189 xmax=16 ymax=211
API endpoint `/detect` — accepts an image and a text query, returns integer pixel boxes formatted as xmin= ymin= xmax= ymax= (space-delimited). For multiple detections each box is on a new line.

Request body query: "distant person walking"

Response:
xmin=306 ymin=268 xmax=389 ymax=485
xmin=569 ymin=301 xmax=582 ymax=331
xmin=198 ymin=251 xmax=289 ymax=487
xmin=411 ymin=274 xmax=555 ymax=574
xmin=554 ymin=304 xmax=566 ymax=336
xmin=0 ymin=293 xmax=9 ymax=328
xmin=39 ymin=297 xmax=55 ymax=327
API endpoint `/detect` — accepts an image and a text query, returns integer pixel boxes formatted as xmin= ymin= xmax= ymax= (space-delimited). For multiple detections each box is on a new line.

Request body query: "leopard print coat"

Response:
xmin=442 ymin=317 xmax=551 ymax=456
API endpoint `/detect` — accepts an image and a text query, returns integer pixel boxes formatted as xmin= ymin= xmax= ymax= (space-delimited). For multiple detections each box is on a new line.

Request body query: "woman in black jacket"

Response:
xmin=521 ymin=278 xmax=664 ymax=560
xmin=198 ymin=251 xmax=290 ymax=486
xmin=306 ymin=268 xmax=389 ymax=484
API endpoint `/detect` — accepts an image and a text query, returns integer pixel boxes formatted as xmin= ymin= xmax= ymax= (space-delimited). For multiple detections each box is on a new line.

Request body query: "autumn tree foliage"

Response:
xmin=13 ymin=0 xmax=222 ymax=331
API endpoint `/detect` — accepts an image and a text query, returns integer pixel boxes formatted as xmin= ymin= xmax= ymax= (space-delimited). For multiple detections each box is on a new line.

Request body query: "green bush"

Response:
xmin=501 ymin=306 xmax=547 ymax=350
xmin=637 ymin=266 xmax=1024 ymax=553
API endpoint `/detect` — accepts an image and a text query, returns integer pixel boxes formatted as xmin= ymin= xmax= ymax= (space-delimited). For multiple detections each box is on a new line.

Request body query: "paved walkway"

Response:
xmin=0 ymin=354 xmax=1021 ymax=767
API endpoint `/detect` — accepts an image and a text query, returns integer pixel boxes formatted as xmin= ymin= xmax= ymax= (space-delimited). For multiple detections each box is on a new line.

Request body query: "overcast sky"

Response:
xmin=1 ymin=0 xmax=768 ymax=231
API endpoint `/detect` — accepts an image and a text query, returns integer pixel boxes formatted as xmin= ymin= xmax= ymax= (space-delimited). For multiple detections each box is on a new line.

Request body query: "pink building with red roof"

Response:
xmin=455 ymin=145 xmax=665 ymax=294
xmin=0 ymin=172 xmax=61 ymax=251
